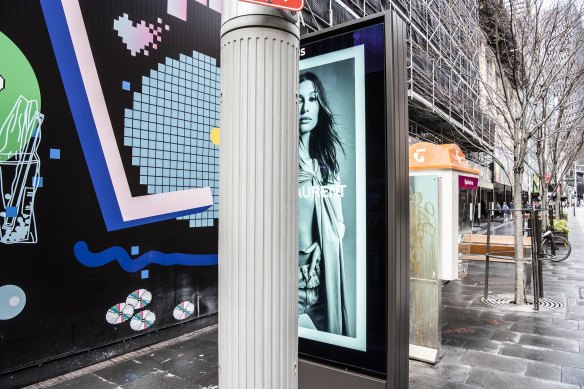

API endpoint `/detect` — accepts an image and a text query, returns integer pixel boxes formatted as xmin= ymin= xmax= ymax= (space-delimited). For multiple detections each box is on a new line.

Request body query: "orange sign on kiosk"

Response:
xmin=409 ymin=142 xmax=479 ymax=174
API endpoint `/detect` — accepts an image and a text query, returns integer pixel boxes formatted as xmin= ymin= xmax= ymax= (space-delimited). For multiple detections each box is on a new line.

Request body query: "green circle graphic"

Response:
xmin=0 ymin=31 xmax=42 ymax=162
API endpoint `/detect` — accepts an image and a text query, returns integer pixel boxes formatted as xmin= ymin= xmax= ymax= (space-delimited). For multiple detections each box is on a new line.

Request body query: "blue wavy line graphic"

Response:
xmin=74 ymin=241 xmax=217 ymax=272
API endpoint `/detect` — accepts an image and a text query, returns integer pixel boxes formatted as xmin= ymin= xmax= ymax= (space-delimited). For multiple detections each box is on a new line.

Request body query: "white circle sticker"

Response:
xmin=105 ymin=303 xmax=135 ymax=325
xmin=126 ymin=289 xmax=152 ymax=309
xmin=173 ymin=301 xmax=195 ymax=320
xmin=130 ymin=310 xmax=156 ymax=331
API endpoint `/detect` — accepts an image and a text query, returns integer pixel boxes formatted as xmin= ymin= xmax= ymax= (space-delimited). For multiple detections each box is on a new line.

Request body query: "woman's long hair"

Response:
xmin=299 ymin=72 xmax=344 ymax=184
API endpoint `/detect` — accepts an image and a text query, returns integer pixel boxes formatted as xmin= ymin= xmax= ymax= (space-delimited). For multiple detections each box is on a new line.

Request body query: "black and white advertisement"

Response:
xmin=298 ymin=45 xmax=366 ymax=351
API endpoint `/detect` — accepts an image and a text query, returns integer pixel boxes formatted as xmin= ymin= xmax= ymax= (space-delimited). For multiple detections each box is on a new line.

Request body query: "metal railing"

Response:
xmin=483 ymin=208 xmax=546 ymax=311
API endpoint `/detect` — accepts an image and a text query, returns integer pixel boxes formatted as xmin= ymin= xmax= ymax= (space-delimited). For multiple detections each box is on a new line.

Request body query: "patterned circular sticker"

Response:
xmin=130 ymin=310 xmax=156 ymax=331
xmin=126 ymin=289 xmax=152 ymax=309
xmin=105 ymin=303 xmax=134 ymax=325
xmin=173 ymin=301 xmax=195 ymax=321
xmin=0 ymin=285 xmax=26 ymax=320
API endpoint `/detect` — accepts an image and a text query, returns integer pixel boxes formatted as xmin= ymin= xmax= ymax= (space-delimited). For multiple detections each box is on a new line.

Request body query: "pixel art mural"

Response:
xmin=0 ymin=0 xmax=221 ymax=378
xmin=44 ymin=0 xmax=217 ymax=231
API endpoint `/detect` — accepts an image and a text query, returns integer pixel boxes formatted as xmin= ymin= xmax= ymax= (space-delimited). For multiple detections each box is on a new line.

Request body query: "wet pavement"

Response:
xmin=409 ymin=208 xmax=584 ymax=388
xmin=24 ymin=327 xmax=219 ymax=389
xmin=21 ymin=210 xmax=584 ymax=388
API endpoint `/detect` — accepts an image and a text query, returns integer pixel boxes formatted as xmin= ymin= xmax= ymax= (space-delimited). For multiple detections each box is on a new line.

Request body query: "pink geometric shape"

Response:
xmin=157 ymin=26 xmax=162 ymax=33
xmin=144 ymin=50 xmax=149 ymax=56
xmin=156 ymin=36 xmax=162 ymax=42
xmin=167 ymin=0 xmax=187 ymax=21
xmin=113 ymin=14 xmax=155 ymax=56
xmin=153 ymin=44 xmax=158 ymax=49
xmin=209 ymin=0 xmax=222 ymax=13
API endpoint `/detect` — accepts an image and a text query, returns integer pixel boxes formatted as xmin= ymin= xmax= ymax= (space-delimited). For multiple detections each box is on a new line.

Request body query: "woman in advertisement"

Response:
xmin=298 ymin=71 xmax=349 ymax=336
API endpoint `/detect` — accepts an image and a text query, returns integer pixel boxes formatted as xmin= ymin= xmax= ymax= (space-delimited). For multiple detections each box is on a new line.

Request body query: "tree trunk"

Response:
xmin=556 ymin=184 xmax=561 ymax=219
xmin=513 ymin=172 xmax=526 ymax=305
xmin=542 ymin=186 xmax=549 ymax=229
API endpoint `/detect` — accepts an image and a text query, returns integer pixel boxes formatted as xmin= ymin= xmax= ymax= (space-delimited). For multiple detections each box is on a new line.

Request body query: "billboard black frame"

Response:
xmin=298 ymin=9 xmax=409 ymax=389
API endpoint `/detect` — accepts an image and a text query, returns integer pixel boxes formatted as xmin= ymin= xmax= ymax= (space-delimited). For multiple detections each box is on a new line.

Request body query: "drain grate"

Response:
xmin=481 ymin=296 xmax=564 ymax=311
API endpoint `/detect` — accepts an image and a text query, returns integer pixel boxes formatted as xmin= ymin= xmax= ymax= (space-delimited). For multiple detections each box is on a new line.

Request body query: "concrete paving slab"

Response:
xmin=517 ymin=333 xmax=580 ymax=352
xmin=439 ymin=345 xmax=468 ymax=363
xmin=499 ymin=343 xmax=584 ymax=369
xmin=47 ymin=374 xmax=118 ymax=389
xmin=465 ymin=366 xmax=579 ymax=389
xmin=132 ymin=348 xmax=193 ymax=371
xmin=191 ymin=370 xmax=218 ymax=388
xmin=121 ymin=371 xmax=200 ymax=389
xmin=165 ymin=359 xmax=216 ymax=381
xmin=169 ymin=339 xmax=218 ymax=365
xmin=510 ymin=323 xmax=584 ymax=340
xmin=551 ymin=317 xmax=580 ymax=330
xmin=490 ymin=329 xmax=521 ymax=343
xmin=459 ymin=350 xmax=526 ymax=374
xmin=409 ymin=361 xmax=471 ymax=388
xmin=561 ymin=366 xmax=584 ymax=386
xmin=524 ymin=360 xmax=562 ymax=381
xmin=92 ymin=359 xmax=163 ymax=386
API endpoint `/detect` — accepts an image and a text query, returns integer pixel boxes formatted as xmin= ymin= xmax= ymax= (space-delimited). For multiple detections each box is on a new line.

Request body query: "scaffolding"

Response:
xmin=301 ymin=0 xmax=495 ymax=166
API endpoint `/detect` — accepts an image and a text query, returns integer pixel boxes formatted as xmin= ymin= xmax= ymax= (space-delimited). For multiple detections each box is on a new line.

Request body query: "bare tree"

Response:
xmin=476 ymin=0 xmax=584 ymax=304
xmin=536 ymin=88 xmax=584 ymax=224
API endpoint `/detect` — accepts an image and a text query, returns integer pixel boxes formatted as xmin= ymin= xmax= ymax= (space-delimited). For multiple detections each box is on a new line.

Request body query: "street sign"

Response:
xmin=239 ymin=0 xmax=304 ymax=11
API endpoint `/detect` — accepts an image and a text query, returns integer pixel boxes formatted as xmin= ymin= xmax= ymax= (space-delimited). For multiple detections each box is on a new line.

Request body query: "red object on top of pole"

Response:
xmin=239 ymin=0 xmax=304 ymax=12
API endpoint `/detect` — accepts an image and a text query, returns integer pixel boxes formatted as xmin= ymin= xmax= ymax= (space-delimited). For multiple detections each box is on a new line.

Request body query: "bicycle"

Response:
xmin=523 ymin=227 xmax=571 ymax=262
xmin=541 ymin=229 xmax=571 ymax=262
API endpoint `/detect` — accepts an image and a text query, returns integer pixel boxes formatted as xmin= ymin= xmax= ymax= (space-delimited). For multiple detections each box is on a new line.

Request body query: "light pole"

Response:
xmin=219 ymin=2 xmax=299 ymax=388
xmin=573 ymin=162 xmax=584 ymax=216
xmin=574 ymin=161 xmax=577 ymax=216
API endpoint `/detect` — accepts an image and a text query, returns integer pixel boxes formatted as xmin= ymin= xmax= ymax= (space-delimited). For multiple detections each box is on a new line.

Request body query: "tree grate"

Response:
xmin=481 ymin=296 xmax=564 ymax=311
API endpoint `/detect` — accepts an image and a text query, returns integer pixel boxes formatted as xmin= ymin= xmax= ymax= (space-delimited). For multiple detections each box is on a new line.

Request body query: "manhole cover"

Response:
xmin=481 ymin=296 xmax=564 ymax=311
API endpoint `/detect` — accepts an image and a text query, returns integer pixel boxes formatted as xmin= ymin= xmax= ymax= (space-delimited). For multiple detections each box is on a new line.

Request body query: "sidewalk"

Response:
xmin=25 ymin=327 xmax=219 ymax=389
xmin=410 ymin=207 xmax=584 ymax=388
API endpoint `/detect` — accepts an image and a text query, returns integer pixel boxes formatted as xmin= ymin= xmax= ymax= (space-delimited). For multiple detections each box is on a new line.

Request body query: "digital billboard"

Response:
xmin=298 ymin=19 xmax=390 ymax=376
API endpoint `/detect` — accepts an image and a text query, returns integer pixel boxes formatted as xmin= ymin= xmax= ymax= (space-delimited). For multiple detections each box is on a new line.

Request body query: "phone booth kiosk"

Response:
xmin=409 ymin=142 xmax=479 ymax=281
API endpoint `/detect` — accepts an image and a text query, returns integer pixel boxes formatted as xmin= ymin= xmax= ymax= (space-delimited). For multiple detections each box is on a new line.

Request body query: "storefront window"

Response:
xmin=458 ymin=189 xmax=473 ymax=233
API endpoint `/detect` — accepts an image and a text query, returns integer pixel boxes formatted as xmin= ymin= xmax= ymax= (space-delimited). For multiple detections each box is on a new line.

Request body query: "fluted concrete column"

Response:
xmin=218 ymin=2 xmax=299 ymax=388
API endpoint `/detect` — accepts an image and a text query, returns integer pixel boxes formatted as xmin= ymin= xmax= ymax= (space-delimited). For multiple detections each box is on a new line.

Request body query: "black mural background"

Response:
xmin=0 ymin=1 xmax=220 ymax=373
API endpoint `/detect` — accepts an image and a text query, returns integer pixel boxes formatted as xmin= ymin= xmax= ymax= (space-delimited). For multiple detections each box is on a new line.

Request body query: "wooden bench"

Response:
xmin=459 ymin=234 xmax=531 ymax=258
